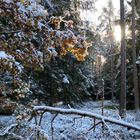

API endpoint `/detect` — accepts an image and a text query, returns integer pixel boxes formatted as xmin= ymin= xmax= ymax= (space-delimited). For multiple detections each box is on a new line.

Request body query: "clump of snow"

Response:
xmin=2 ymin=0 xmax=13 ymax=3
xmin=38 ymin=20 xmax=47 ymax=29
xmin=0 ymin=51 xmax=14 ymax=60
xmin=136 ymin=61 xmax=140 ymax=64
xmin=47 ymin=47 xmax=58 ymax=56
xmin=136 ymin=56 xmax=140 ymax=64
xmin=0 ymin=51 xmax=24 ymax=73
xmin=56 ymin=30 xmax=61 ymax=37
xmin=27 ymin=3 xmax=48 ymax=17
xmin=45 ymin=0 xmax=54 ymax=10
xmin=62 ymin=74 xmax=70 ymax=84
xmin=16 ymin=0 xmax=48 ymax=19
xmin=15 ymin=62 xmax=24 ymax=73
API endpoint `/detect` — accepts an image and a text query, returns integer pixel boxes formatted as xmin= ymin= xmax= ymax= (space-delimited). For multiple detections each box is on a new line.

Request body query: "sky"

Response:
xmin=80 ymin=0 xmax=129 ymax=25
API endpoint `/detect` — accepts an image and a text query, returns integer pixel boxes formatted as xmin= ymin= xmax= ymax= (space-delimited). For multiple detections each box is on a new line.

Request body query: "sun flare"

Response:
xmin=114 ymin=25 xmax=121 ymax=42
xmin=114 ymin=25 xmax=130 ymax=42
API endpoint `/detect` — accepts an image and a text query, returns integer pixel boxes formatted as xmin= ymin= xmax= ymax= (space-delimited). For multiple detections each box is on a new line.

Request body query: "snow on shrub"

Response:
xmin=0 ymin=0 xmax=91 ymax=97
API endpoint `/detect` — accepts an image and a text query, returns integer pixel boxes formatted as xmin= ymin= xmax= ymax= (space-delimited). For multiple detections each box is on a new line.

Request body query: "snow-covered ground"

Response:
xmin=0 ymin=100 xmax=140 ymax=140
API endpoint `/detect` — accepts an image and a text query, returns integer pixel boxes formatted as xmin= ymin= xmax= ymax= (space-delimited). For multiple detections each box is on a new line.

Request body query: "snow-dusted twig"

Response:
xmin=26 ymin=132 xmax=34 ymax=140
xmin=86 ymin=121 xmax=102 ymax=134
xmin=7 ymin=133 xmax=24 ymax=140
xmin=0 ymin=123 xmax=24 ymax=140
xmin=0 ymin=123 xmax=18 ymax=136
xmin=113 ymin=106 xmax=122 ymax=120
xmin=32 ymin=106 xmax=140 ymax=131
xmin=102 ymin=119 xmax=121 ymax=140
xmin=68 ymin=104 xmax=72 ymax=109
xmin=39 ymin=111 xmax=45 ymax=126
xmin=51 ymin=113 xmax=58 ymax=140
xmin=102 ymin=119 xmax=112 ymax=134
xmin=94 ymin=117 xmax=96 ymax=131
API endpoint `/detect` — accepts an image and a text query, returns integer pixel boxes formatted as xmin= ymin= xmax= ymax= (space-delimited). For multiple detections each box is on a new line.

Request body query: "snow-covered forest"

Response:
xmin=0 ymin=0 xmax=140 ymax=139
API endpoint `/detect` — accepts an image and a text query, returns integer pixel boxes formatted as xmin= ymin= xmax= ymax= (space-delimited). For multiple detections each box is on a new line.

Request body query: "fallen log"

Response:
xmin=33 ymin=106 xmax=140 ymax=131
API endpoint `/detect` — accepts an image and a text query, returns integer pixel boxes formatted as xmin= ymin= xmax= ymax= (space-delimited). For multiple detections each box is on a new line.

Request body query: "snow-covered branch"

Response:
xmin=33 ymin=106 xmax=140 ymax=131
xmin=0 ymin=123 xmax=18 ymax=136
xmin=0 ymin=123 xmax=24 ymax=140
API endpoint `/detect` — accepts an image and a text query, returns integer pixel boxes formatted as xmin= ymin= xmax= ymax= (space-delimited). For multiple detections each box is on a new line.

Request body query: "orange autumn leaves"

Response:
xmin=46 ymin=16 xmax=91 ymax=61
xmin=45 ymin=29 xmax=90 ymax=61
xmin=60 ymin=35 xmax=89 ymax=61
xmin=0 ymin=0 xmax=91 ymax=75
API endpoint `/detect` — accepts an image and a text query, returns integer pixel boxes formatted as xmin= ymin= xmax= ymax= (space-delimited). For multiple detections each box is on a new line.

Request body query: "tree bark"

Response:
xmin=111 ymin=51 xmax=115 ymax=102
xmin=119 ymin=0 xmax=126 ymax=118
xmin=132 ymin=0 xmax=139 ymax=112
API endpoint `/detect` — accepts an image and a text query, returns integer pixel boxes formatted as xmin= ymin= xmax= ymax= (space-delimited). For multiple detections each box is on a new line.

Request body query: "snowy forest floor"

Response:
xmin=0 ymin=100 xmax=140 ymax=140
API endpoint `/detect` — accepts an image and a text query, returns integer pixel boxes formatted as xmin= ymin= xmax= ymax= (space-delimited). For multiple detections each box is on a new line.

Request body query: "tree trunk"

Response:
xmin=109 ymin=29 xmax=115 ymax=103
xmin=119 ymin=0 xmax=126 ymax=118
xmin=111 ymin=51 xmax=115 ymax=102
xmin=108 ymin=0 xmax=115 ymax=102
xmin=132 ymin=0 xmax=139 ymax=112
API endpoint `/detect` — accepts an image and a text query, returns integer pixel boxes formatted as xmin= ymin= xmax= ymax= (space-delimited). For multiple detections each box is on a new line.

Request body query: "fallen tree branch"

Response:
xmin=33 ymin=106 xmax=140 ymax=131
xmin=0 ymin=123 xmax=24 ymax=140
xmin=0 ymin=123 xmax=18 ymax=136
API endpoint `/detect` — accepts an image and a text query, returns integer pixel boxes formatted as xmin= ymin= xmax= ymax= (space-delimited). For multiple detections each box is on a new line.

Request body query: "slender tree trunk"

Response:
xmin=132 ymin=0 xmax=139 ymax=112
xmin=111 ymin=49 xmax=115 ymax=102
xmin=109 ymin=28 xmax=115 ymax=103
xmin=119 ymin=0 xmax=126 ymax=118
xmin=108 ymin=1 xmax=115 ymax=102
